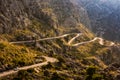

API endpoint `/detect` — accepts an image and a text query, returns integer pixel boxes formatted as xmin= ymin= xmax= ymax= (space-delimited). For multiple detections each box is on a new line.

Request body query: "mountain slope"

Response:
xmin=0 ymin=0 xmax=93 ymax=42
xmin=0 ymin=0 xmax=120 ymax=80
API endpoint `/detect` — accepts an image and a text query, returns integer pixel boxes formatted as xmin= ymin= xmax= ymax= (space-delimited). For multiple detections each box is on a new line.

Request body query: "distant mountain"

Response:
xmin=76 ymin=0 xmax=120 ymax=41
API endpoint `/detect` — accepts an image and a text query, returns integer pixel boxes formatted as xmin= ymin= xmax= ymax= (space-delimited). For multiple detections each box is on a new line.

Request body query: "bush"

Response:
xmin=51 ymin=72 xmax=65 ymax=80
xmin=86 ymin=66 xmax=96 ymax=76
xmin=27 ymin=68 xmax=35 ymax=73
xmin=85 ymin=66 xmax=104 ymax=80
xmin=44 ymin=70 xmax=50 ymax=76
xmin=14 ymin=70 xmax=33 ymax=80
xmin=92 ymin=74 xmax=103 ymax=80
xmin=85 ymin=75 xmax=92 ymax=80
xmin=57 ymin=56 xmax=65 ymax=63
xmin=42 ymin=62 xmax=53 ymax=69
xmin=18 ymin=70 xmax=28 ymax=76
xmin=0 ymin=42 xmax=6 ymax=50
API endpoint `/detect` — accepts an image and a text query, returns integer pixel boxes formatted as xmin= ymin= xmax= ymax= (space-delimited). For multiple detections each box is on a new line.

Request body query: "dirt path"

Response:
xmin=0 ymin=56 xmax=58 ymax=78
xmin=68 ymin=33 xmax=82 ymax=45
xmin=10 ymin=33 xmax=80 ymax=44
xmin=1 ymin=33 xmax=114 ymax=78
xmin=70 ymin=37 xmax=104 ymax=47
xmin=10 ymin=33 xmax=114 ymax=47
xmin=110 ymin=42 xmax=115 ymax=46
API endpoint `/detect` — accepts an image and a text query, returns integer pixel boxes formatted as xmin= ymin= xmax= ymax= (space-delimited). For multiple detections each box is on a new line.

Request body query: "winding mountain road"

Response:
xmin=69 ymin=37 xmax=104 ymax=47
xmin=0 ymin=33 xmax=115 ymax=78
xmin=0 ymin=56 xmax=58 ymax=78
xmin=10 ymin=33 xmax=79 ymax=44
xmin=68 ymin=34 xmax=115 ymax=46
xmin=68 ymin=33 xmax=82 ymax=45
xmin=10 ymin=33 xmax=114 ymax=46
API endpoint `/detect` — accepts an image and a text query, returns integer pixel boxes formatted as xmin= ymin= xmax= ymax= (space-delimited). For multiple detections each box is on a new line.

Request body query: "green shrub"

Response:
xmin=57 ymin=56 xmax=65 ymax=63
xmin=51 ymin=72 xmax=65 ymax=80
xmin=92 ymin=74 xmax=103 ymax=80
xmin=85 ymin=75 xmax=92 ymax=80
xmin=44 ymin=70 xmax=50 ymax=76
xmin=86 ymin=66 xmax=96 ymax=76
xmin=85 ymin=66 xmax=104 ymax=80
xmin=27 ymin=68 xmax=35 ymax=73
xmin=0 ymin=42 xmax=6 ymax=50
xmin=18 ymin=70 xmax=28 ymax=76
xmin=14 ymin=70 xmax=33 ymax=80
xmin=42 ymin=62 xmax=53 ymax=69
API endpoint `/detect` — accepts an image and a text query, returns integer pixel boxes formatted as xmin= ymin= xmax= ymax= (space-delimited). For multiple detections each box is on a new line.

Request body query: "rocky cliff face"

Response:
xmin=0 ymin=0 xmax=29 ymax=33
xmin=0 ymin=0 xmax=92 ymax=40
xmin=1 ymin=0 xmax=120 ymax=41
xmin=0 ymin=0 xmax=55 ymax=34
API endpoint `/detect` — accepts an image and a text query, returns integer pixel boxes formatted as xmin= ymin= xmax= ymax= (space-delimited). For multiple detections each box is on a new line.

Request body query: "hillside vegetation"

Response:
xmin=0 ymin=0 xmax=120 ymax=80
xmin=0 ymin=41 xmax=44 ymax=72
